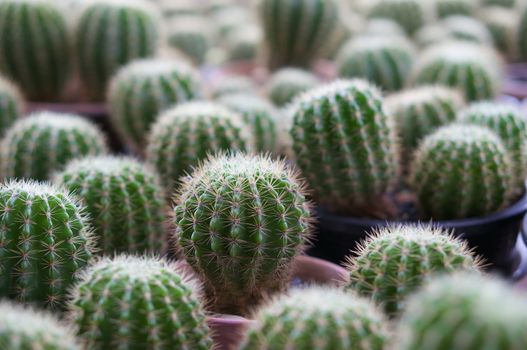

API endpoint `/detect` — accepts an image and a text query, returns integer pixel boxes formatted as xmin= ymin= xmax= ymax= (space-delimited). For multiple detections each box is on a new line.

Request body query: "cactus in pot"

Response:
xmin=0 ymin=77 xmax=23 ymax=137
xmin=266 ymin=68 xmax=319 ymax=107
xmin=367 ymin=0 xmax=426 ymax=35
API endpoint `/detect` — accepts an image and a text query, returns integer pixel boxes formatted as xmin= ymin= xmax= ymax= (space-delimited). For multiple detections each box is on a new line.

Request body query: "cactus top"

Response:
xmin=111 ymin=58 xmax=199 ymax=80
xmin=339 ymin=35 xmax=415 ymax=55
xmin=266 ymin=68 xmax=319 ymax=107
xmin=441 ymin=16 xmax=494 ymax=45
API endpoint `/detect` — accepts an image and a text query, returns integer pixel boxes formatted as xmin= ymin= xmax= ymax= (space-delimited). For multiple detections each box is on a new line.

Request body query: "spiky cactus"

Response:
xmin=0 ymin=112 xmax=107 ymax=181
xmin=174 ymin=153 xmax=312 ymax=316
xmin=211 ymin=76 xmax=257 ymax=99
xmin=479 ymin=7 xmax=517 ymax=58
xmin=266 ymin=68 xmax=319 ymax=107
xmin=168 ymin=16 xmax=211 ymax=65
xmin=0 ymin=180 xmax=94 ymax=309
xmin=394 ymin=273 xmax=527 ymax=350
xmin=69 ymin=256 xmax=212 ymax=350
xmin=411 ymin=124 xmax=514 ymax=220
xmin=75 ymin=0 xmax=161 ymax=100
xmin=346 ymin=225 xmax=481 ymax=317
xmin=434 ymin=0 xmax=476 ymax=18
xmin=240 ymin=287 xmax=389 ymax=350
xmin=0 ymin=77 xmax=23 ymax=136
xmin=290 ymin=79 xmax=400 ymax=216
xmin=259 ymin=0 xmax=339 ymax=69
xmin=336 ymin=36 xmax=415 ymax=92
xmin=108 ymin=59 xmax=202 ymax=151
xmin=368 ymin=0 xmax=426 ymax=35
xmin=0 ymin=0 xmax=71 ymax=101
xmin=441 ymin=16 xmax=493 ymax=45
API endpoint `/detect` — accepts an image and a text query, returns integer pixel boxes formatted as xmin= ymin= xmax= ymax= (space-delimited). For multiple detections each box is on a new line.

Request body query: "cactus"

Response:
xmin=394 ymin=273 xmax=527 ymax=350
xmin=75 ymin=0 xmax=161 ymax=101
xmin=434 ymin=0 xmax=476 ymax=18
xmin=211 ymin=76 xmax=257 ymax=99
xmin=362 ymin=19 xmax=406 ymax=38
xmin=479 ymin=7 xmax=518 ymax=58
xmin=0 ymin=180 xmax=94 ymax=309
xmin=0 ymin=0 xmax=71 ymax=101
xmin=411 ymin=124 xmax=514 ymax=220
xmin=415 ymin=24 xmax=449 ymax=47
xmin=259 ymin=0 xmax=339 ymax=69
xmin=69 ymin=256 xmax=212 ymax=350
xmin=0 ymin=112 xmax=107 ymax=181
xmin=174 ymin=153 xmax=312 ymax=316
xmin=240 ymin=286 xmax=389 ymax=350
xmin=108 ymin=59 xmax=202 ymax=151
xmin=146 ymin=101 xmax=251 ymax=191
xmin=346 ymin=225 xmax=481 ymax=317
xmin=266 ymin=68 xmax=319 ymax=107
xmin=290 ymin=79 xmax=400 ymax=216
xmin=54 ymin=156 xmax=167 ymax=256
xmin=336 ymin=36 xmax=415 ymax=92
xmin=168 ymin=16 xmax=211 ymax=65
xmin=0 ymin=77 xmax=23 ymax=137
xmin=0 ymin=302 xmax=81 ymax=350
xmin=441 ymin=16 xmax=493 ymax=45
xmin=368 ymin=0 xmax=426 ymax=35
xmin=225 ymin=25 xmax=262 ymax=62
xmin=481 ymin=0 xmax=516 ymax=6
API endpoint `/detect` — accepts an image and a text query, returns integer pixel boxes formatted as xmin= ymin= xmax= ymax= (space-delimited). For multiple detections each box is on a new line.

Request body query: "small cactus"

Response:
xmin=346 ymin=225 xmax=481 ymax=317
xmin=174 ymin=153 xmax=312 ymax=316
xmin=0 ymin=180 xmax=94 ymax=309
xmin=361 ymin=19 xmax=406 ymax=38
xmin=266 ymin=68 xmax=319 ymax=107
xmin=225 ymin=25 xmax=262 ymax=62
xmin=482 ymin=0 xmax=516 ymax=6
xmin=0 ymin=77 xmax=23 ymax=137
xmin=211 ymin=76 xmax=257 ymax=99
xmin=434 ymin=0 xmax=476 ymax=18
xmin=479 ymin=7 xmax=518 ymax=59
xmin=241 ymin=287 xmax=389 ymax=350
xmin=168 ymin=16 xmax=211 ymax=65
xmin=69 ymin=256 xmax=212 ymax=350
xmin=368 ymin=0 xmax=426 ymax=35
xmin=441 ymin=16 xmax=494 ymax=45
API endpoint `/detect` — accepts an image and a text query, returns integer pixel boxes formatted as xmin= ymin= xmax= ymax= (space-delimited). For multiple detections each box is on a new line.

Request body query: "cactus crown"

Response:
xmin=266 ymin=68 xmax=319 ymax=107
xmin=168 ymin=16 xmax=211 ymax=64
xmin=479 ymin=7 xmax=517 ymax=58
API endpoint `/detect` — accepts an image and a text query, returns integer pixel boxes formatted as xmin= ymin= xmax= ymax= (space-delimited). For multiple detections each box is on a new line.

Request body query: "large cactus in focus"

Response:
xmin=368 ymin=0 xmax=426 ymax=35
xmin=0 ymin=77 xmax=23 ymax=136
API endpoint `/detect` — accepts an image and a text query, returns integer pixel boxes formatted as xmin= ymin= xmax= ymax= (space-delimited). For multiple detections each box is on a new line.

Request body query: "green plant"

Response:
xmin=479 ymin=7 xmax=517 ymax=59
xmin=174 ymin=153 xmax=312 ymax=316
xmin=481 ymin=0 xmax=516 ymax=6
xmin=168 ymin=16 xmax=211 ymax=65
xmin=0 ymin=0 xmax=71 ymax=100
xmin=434 ymin=0 xmax=476 ymax=18
xmin=69 ymin=256 xmax=212 ymax=350
xmin=240 ymin=286 xmax=389 ymax=350
xmin=441 ymin=16 xmax=493 ymax=45
xmin=368 ymin=0 xmax=426 ymax=35
xmin=0 ymin=180 xmax=94 ymax=309
xmin=346 ymin=225 xmax=481 ymax=317
xmin=211 ymin=76 xmax=257 ymax=99
xmin=290 ymin=79 xmax=400 ymax=216
xmin=266 ymin=68 xmax=319 ymax=107
xmin=411 ymin=124 xmax=514 ymax=220
xmin=225 ymin=25 xmax=262 ymax=62
xmin=362 ymin=18 xmax=406 ymax=38
xmin=0 ymin=77 xmax=23 ymax=137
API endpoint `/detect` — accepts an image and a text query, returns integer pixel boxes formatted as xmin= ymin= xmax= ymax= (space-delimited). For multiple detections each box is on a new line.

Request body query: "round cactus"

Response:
xmin=368 ymin=0 xmax=426 ymax=35
xmin=168 ymin=16 xmax=211 ymax=65
xmin=54 ymin=156 xmax=167 ymax=256
xmin=108 ymin=59 xmax=202 ymax=151
xmin=411 ymin=124 xmax=514 ymax=220
xmin=69 ymin=256 xmax=212 ymax=350
xmin=441 ymin=16 xmax=493 ymax=45
xmin=75 ymin=0 xmax=161 ymax=100
xmin=225 ymin=25 xmax=262 ymax=62
xmin=479 ymin=7 xmax=518 ymax=58
xmin=434 ymin=0 xmax=476 ymax=18
xmin=482 ymin=0 xmax=516 ymax=6
xmin=0 ymin=180 xmax=94 ymax=309
xmin=336 ymin=36 xmax=415 ymax=92
xmin=0 ymin=77 xmax=23 ymax=137
xmin=211 ymin=76 xmax=257 ymax=99
xmin=174 ymin=153 xmax=312 ymax=316
xmin=346 ymin=225 xmax=481 ymax=317
xmin=395 ymin=273 xmax=527 ymax=350
xmin=361 ymin=19 xmax=406 ymax=38
xmin=290 ymin=79 xmax=400 ymax=216
xmin=240 ymin=287 xmax=389 ymax=350
xmin=266 ymin=68 xmax=319 ymax=107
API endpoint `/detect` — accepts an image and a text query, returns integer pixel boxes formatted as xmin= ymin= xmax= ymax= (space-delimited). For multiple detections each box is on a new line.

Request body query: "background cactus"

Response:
xmin=440 ymin=16 xmax=494 ymax=45
xmin=481 ymin=0 xmax=516 ymax=6
xmin=0 ymin=77 xmax=23 ymax=137
xmin=433 ymin=0 xmax=476 ymax=18
xmin=479 ymin=7 xmax=518 ymax=59
xmin=211 ymin=76 xmax=257 ymax=99
xmin=174 ymin=153 xmax=312 ymax=316
xmin=346 ymin=225 xmax=480 ymax=316
xmin=168 ymin=16 xmax=211 ymax=65
xmin=361 ymin=19 xmax=406 ymax=38
xmin=411 ymin=124 xmax=514 ymax=220
xmin=0 ymin=112 xmax=107 ymax=181
xmin=266 ymin=68 xmax=319 ymax=107
xmin=225 ymin=25 xmax=262 ymax=62
xmin=70 ymin=256 xmax=212 ymax=350
xmin=0 ymin=180 xmax=94 ymax=309
xmin=517 ymin=5 xmax=527 ymax=60
xmin=367 ymin=0 xmax=426 ymax=35
xmin=0 ymin=0 xmax=71 ymax=100
xmin=241 ymin=287 xmax=389 ymax=350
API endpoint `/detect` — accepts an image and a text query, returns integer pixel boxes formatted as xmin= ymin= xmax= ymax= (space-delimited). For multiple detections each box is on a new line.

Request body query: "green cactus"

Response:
xmin=240 ymin=286 xmax=389 ymax=350
xmin=415 ymin=24 xmax=449 ymax=47
xmin=434 ymin=0 xmax=476 ymax=18
xmin=0 ymin=0 xmax=71 ymax=101
xmin=411 ymin=124 xmax=514 ymax=220
xmin=0 ymin=180 xmax=94 ymax=309
xmin=259 ymin=0 xmax=339 ymax=69
xmin=0 ymin=112 xmax=107 ymax=181
xmin=266 ymin=68 xmax=318 ymax=107
xmin=479 ymin=7 xmax=518 ymax=58
xmin=0 ymin=77 xmax=23 ymax=137
xmin=441 ymin=16 xmax=493 ymax=45
xmin=362 ymin=19 xmax=406 ymax=38
xmin=481 ymin=0 xmax=516 ymax=6
xmin=336 ymin=36 xmax=415 ymax=92
xmin=368 ymin=0 xmax=426 ymax=35
xmin=108 ymin=59 xmax=202 ymax=151
xmin=174 ymin=153 xmax=312 ymax=316
xmin=346 ymin=225 xmax=481 ymax=317
xmin=211 ymin=76 xmax=257 ymax=99
xmin=168 ymin=16 xmax=211 ymax=65
xmin=394 ymin=273 xmax=527 ymax=350
xmin=69 ymin=256 xmax=212 ymax=350
xmin=75 ymin=0 xmax=161 ymax=100
xmin=290 ymin=79 xmax=400 ymax=216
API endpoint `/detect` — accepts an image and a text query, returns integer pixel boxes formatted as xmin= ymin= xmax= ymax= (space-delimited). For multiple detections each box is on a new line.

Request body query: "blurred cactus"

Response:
xmin=441 ymin=16 xmax=493 ymax=45
xmin=266 ymin=68 xmax=319 ymax=107
xmin=168 ymin=16 xmax=211 ymax=65
xmin=211 ymin=76 xmax=257 ymax=99
xmin=479 ymin=7 xmax=518 ymax=59
xmin=0 ymin=77 xmax=23 ymax=137
xmin=434 ymin=0 xmax=476 ymax=18
xmin=368 ymin=0 xmax=426 ymax=35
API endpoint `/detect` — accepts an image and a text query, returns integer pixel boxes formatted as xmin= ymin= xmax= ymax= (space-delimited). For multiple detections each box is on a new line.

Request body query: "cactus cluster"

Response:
xmin=168 ymin=16 xmax=211 ymax=65
xmin=0 ymin=77 xmax=23 ymax=137
xmin=266 ymin=68 xmax=319 ymax=107
xmin=368 ymin=0 xmax=426 ymax=35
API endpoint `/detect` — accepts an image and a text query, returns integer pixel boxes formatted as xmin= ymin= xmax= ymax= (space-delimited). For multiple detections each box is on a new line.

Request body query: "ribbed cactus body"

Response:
xmin=0 ymin=180 xmax=93 ymax=309
xmin=368 ymin=0 xmax=425 ymax=35
xmin=70 ymin=256 xmax=212 ymax=350
xmin=168 ymin=17 xmax=210 ymax=64
xmin=0 ymin=112 xmax=107 ymax=181
xmin=434 ymin=0 xmax=475 ymax=18
xmin=346 ymin=225 xmax=480 ymax=317
xmin=480 ymin=7 xmax=517 ymax=58
xmin=266 ymin=68 xmax=318 ymax=107
xmin=290 ymin=80 xmax=400 ymax=215
xmin=241 ymin=287 xmax=389 ymax=350
xmin=411 ymin=124 xmax=514 ymax=220
xmin=0 ymin=0 xmax=71 ymax=101
xmin=0 ymin=77 xmax=23 ymax=136
xmin=211 ymin=76 xmax=256 ymax=99
xmin=174 ymin=154 xmax=311 ymax=316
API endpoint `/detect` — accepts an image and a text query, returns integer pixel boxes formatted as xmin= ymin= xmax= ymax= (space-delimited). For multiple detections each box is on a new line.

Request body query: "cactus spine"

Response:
xmin=368 ymin=0 xmax=426 ymax=35
xmin=266 ymin=68 xmax=319 ymax=107
xmin=0 ymin=77 xmax=23 ymax=136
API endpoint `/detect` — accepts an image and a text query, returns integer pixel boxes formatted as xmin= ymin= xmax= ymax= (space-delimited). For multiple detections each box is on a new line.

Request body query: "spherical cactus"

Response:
xmin=394 ymin=273 xmax=527 ymax=350
xmin=434 ymin=0 xmax=476 ymax=18
xmin=368 ymin=0 xmax=426 ymax=35
xmin=174 ymin=153 xmax=312 ymax=316
xmin=108 ymin=59 xmax=202 ymax=151
xmin=211 ymin=76 xmax=257 ymax=99
xmin=479 ymin=7 xmax=518 ymax=59
xmin=441 ymin=16 xmax=494 ymax=45
xmin=259 ymin=0 xmax=339 ymax=69
xmin=168 ymin=16 xmax=211 ymax=65
xmin=362 ymin=19 xmax=406 ymax=38
xmin=0 ymin=77 xmax=23 ymax=137
xmin=0 ymin=302 xmax=81 ymax=350
xmin=482 ymin=0 xmax=516 ymax=6
xmin=69 ymin=256 xmax=212 ymax=350
xmin=266 ymin=68 xmax=319 ymax=107
xmin=290 ymin=79 xmax=400 ymax=216
xmin=0 ymin=180 xmax=94 ymax=309
xmin=346 ymin=225 xmax=481 ymax=317
xmin=411 ymin=124 xmax=514 ymax=220
xmin=225 ymin=25 xmax=262 ymax=62
xmin=336 ymin=36 xmax=415 ymax=92
xmin=75 ymin=0 xmax=161 ymax=100
xmin=415 ymin=24 xmax=450 ymax=47
xmin=240 ymin=287 xmax=389 ymax=350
